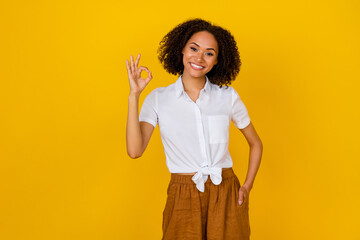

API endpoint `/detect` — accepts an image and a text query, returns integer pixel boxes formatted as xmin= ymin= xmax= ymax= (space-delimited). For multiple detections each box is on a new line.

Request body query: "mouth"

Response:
xmin=190 ymin=62 xmax=205 ymax=70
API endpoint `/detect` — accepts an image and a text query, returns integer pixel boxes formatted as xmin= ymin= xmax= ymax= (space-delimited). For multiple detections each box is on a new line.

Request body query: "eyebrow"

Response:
xmin=190 ymin=42 xmax=217 ymax=53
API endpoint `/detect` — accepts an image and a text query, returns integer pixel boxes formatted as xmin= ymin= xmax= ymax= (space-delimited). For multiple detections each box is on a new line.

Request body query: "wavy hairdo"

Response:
xmin=157 ymin=18 xmax=241 ymax=88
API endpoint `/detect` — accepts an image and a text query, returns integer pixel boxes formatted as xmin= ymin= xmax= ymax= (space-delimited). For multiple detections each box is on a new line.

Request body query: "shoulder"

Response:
xmin=210 ymin=82 xmax=235 ymax=96
xmin=149 ymin=79 xmax=179 ymax=96
xmin=142 ymin=80 xmax=177 ymax=100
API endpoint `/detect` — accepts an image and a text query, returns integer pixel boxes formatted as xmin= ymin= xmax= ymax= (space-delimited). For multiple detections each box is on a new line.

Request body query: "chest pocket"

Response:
xmin=208 ymin=115 xmax=230 ymax=144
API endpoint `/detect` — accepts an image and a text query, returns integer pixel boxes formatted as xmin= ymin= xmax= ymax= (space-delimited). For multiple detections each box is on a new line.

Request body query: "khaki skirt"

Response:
xmin=162 ymin=167 xmax=251 ymax=240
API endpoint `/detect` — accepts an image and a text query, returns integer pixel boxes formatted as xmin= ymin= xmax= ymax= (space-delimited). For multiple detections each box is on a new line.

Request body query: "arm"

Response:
xmin=237 ymin=121 xmax=263 ymax=204
xmin=240 ymin=121 xmax=263 ymax=191
xmin=125 ymin=53 xmax=154 ymax=158
xmin=126 ymin=93 xmax=155 ymax=158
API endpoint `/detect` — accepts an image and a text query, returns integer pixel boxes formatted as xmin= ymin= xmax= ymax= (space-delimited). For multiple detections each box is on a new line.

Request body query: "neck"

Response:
xmin=181 ymin=72 xmax=206 ymax=92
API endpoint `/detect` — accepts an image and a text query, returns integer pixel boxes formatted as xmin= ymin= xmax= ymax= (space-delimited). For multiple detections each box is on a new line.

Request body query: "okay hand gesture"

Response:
xmin=126 ymin=53 xmax=153 ymax=95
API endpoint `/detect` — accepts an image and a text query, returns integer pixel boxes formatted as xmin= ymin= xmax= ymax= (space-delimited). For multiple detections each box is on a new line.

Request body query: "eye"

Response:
xmin=206 ymin=52 xmax=214 ymax=56
xmin=190 ymin=47 xmax=197 ymax=51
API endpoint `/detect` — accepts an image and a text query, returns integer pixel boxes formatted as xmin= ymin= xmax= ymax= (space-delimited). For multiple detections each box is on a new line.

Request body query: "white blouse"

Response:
xmin=139 ymin=74 xmax=251 ymax=192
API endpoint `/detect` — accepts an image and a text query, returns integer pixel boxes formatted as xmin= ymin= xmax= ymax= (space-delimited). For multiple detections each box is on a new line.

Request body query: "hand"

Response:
xmin=238 ymin=185 xmax=251 ymax=205
xmin=126 ymin=53 xmax=152 ymax=95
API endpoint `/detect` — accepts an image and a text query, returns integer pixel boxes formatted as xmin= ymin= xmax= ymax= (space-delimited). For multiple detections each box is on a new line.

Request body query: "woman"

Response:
xmin=126 ymin=18 xmax=263 ymax=240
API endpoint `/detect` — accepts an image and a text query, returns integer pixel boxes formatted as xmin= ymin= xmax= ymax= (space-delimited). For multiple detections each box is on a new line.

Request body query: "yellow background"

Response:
xmin=1 ymin=0 xmax=359 ymax=239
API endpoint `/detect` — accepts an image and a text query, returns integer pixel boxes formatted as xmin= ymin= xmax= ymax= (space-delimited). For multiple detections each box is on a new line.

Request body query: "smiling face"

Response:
xmin=181 ymin=31 xmax=218 ymax=78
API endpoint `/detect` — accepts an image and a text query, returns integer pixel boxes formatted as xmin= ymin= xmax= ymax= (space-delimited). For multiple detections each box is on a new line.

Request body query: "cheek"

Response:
xmin=208 ymin=58 xmax=217 ymax=65
xmin=213 ymin=57 xmax=218 ymax=65
xmin=184 ymin=51 xmax=193 ymax=58
xmin=183 ymin=52 xmax=194 ymax=62
xmin=182 ymin=54 xmax=188 ymax=63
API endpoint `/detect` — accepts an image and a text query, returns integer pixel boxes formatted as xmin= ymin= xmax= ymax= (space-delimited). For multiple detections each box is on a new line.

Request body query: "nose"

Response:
xmin=196 ymin=51 xmax=204 ymax=62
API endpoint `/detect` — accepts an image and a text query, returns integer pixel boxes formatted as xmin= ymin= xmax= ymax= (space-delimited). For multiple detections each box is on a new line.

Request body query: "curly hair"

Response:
xmin=157 ymin=18 xmax=241 ymax=88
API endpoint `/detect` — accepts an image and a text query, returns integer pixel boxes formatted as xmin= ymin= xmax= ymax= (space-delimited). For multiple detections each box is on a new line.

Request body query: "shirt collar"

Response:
xmin=175 ymin=74 xmax=211 ymax=98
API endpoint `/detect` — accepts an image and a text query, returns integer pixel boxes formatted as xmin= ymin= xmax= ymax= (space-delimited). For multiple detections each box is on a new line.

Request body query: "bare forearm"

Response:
xmin=125 ymin=53 xmax=153 ymax=158
xmin=243 ymin=142 xmax=263 ymax=189
xmin=126 ymin=92 xmax=143 ymax=158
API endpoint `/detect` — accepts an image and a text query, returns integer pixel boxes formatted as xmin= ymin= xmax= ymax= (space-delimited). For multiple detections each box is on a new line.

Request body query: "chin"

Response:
xmin=189 ymin=72 xmax=206 ymax=78
xmin=187 ymin=68 xmax=209 ymax=77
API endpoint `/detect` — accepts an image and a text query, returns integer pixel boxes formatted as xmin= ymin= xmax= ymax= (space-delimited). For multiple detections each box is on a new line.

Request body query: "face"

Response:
xmin=181 ymin=31 xmax=218 ymax=78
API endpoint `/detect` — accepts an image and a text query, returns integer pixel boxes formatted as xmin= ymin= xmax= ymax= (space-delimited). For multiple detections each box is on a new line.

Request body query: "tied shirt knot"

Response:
xmin=191 ymin=163 xmax=222 ymax=192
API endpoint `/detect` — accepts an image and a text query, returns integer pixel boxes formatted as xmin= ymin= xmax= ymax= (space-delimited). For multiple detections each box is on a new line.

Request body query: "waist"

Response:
xmin=172 ymin=167 xmax=232 ymax=176
xmin=170 ymin=167 xmax=235 ymax=185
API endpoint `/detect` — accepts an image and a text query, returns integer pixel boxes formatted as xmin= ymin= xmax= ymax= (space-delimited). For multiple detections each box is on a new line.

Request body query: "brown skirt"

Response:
xmin=162 ymin=168 xmax=251 ymax=240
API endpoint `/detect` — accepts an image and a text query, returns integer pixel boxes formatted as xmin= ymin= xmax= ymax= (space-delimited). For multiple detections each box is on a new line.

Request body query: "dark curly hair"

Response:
xmin=157 ymin=18 xmax=241 ymax=88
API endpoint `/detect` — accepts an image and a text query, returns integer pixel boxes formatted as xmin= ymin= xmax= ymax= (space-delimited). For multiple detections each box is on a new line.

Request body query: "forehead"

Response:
xmin=187 ymin=31 xmax=218 ymax=50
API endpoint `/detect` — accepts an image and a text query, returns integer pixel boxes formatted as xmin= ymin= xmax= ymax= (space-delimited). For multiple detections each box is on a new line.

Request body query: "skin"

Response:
xmin=180 ymin=31 xmax=218 ymax=102
xmin=126 ymin=30 xmax=263 ymax=206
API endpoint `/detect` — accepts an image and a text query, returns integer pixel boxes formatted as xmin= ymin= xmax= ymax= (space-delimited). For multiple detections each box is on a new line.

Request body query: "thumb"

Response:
xmin=239 ymin=189 xmax=246 ymax=205
xmin=144 ymin=71 xmax=152 ymax=84
xmin=238 ymin=191 xmax=244 ymax=205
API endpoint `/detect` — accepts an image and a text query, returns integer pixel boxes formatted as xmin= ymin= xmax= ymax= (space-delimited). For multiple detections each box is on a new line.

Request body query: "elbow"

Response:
xmin=250 ymin=139 xmax=263 ymax=149
xmin=128 ymin=152 xmax=142 ymax=159
xmin=126 ymin=139 xmax=146 ymax=159
xmin=127 ymin=148 xmax=143 ymax=159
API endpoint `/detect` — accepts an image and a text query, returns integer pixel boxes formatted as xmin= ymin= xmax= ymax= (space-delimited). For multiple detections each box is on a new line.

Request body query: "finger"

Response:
xmin=138 ymin=66 xmax=149 ymax=77
xmin=126 ymin=60 xmax=130 ymax=75
xmin=138 ymin=66 xmax=152 ymax=82
xmin=134 ymin=53 xmax=140 ymax=69
xmin=238 ymin=191 xmax=243 ymax=205
xmin=239 ymin=188 xmax=247 ymax=205
xmin=243 ymin=187 xmax=248 ymax=198
xmin=130 ymin=55 xmax=134 ymax=73
xmin=238 ymin=200 xmax=243 ymax=205
xmin=144 ymin=71 xmax=153 ymax=84
xmin=138 ymin=66 xmax=149 ymax=73
xmin=126 ymin=60 xmax=134 ymax=79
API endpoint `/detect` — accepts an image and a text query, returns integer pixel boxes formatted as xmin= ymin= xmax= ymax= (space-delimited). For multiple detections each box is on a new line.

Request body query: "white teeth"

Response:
xmin=191 ymin=63 xmax=204 ymax=69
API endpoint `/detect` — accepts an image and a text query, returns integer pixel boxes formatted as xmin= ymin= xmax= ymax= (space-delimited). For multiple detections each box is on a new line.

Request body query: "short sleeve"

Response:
xmin=139 ymin=89 xmax=158 ymax=128
xmin=231 ymin=87 xmax=251 ymax=129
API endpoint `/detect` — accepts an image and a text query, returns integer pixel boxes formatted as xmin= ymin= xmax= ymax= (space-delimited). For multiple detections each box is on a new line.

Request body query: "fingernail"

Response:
xmin=238 ymin=201 xmax=242 ymax=205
